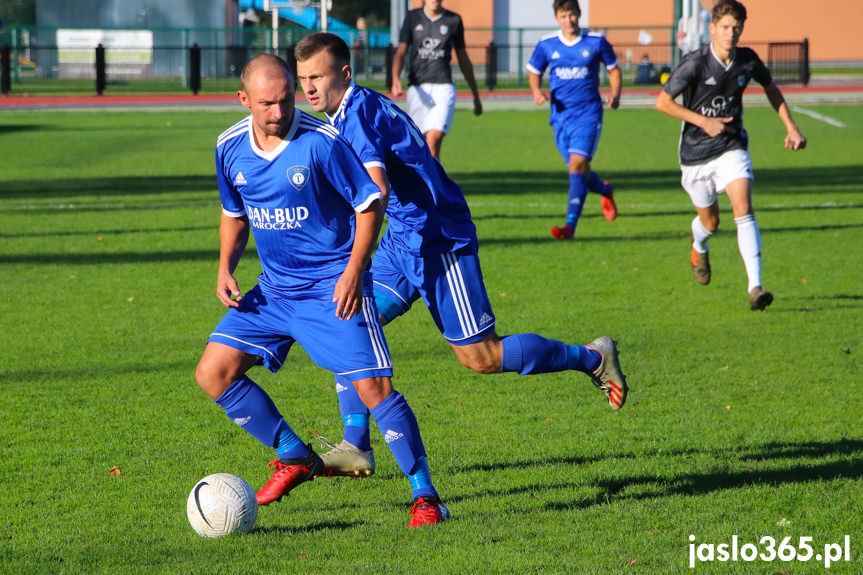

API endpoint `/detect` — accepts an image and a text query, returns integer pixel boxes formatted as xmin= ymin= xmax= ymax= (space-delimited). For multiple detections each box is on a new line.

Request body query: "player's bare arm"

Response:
xmin=216 ymin=213 xmax=250 ymax=308
xmin=655 ymin=91 xmax=735 ymax=138
xmin=333 ymin=200 xmax=385 ymax=320
xmin=391 ymin=43 xmax=409 ymax=97
xmin=606 ymin=66 xmax=622 ymax=109
xmin=529 ymin=72 xmax=548 ymax=105
xmin=366 ymin=165 xmax=392 ymax=210
xmin=455 ymin=47 xmax=483 ymax=116
xmin=764 ymin=82 xmax=807 ymax=150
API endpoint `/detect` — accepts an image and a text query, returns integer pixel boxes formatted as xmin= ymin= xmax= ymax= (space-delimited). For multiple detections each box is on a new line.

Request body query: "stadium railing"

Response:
xmin=0 ymin=25 xmax=810 ymax=96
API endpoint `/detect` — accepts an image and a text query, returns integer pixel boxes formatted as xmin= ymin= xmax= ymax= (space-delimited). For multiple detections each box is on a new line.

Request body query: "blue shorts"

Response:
xmin=208 ymin=283 xmax=392 ymax=381
xmin=371 ymin=244 xmax=496 ymax=345
xmin=554 ymin=117 xmax=603 ymax=162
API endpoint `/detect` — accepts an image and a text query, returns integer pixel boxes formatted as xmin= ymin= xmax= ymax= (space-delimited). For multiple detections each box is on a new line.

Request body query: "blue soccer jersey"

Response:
xmin=527 ymin=31 xmax=618 ymax=125
xmin=325 ymin=84 xmax=477 ymax=256
xmin=215 ymin=110 xmax=381 ymax=298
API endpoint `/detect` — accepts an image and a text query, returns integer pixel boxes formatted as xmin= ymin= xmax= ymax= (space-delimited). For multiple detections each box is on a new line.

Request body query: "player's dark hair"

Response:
xmin=711 ymin=0 xmax=747 ymax=23
xmin=295 ymin=32 xmax=351 ymax=68
xmin=240 ymin=53 xmax=292 ymax=93
xmin=553 ymin=0 xmax=581 ymax=16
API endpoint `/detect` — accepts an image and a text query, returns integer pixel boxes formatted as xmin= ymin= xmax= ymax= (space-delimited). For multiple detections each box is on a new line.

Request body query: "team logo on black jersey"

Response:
xmin=737 ymin=75 xmax=746 ymax=87
xmin=287 ymin=166 xmax=310 ymax=190
xmin=440 ymin=24 xmax=448 ymax=35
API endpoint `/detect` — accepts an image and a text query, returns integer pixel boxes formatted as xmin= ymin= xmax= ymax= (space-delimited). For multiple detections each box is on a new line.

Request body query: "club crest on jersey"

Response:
xmin=737 ymin=75 xmax=746 ymax=87
xmin=440 ymin=24 xmax=448 ymax=35
xmin=287 ymin=166 xmax=310 ymax=190
xmin=582 ymin=48 xmax=591 ymax=58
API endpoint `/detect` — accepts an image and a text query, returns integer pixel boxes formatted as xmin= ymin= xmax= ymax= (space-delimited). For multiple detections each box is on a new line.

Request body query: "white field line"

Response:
xmin=791 ymin=106 xmax=846 ymax=127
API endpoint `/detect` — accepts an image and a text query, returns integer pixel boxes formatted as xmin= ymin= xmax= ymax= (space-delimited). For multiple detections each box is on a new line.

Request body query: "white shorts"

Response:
xmin=680 ymin=149 xmax=754 ymax=208
xmin=406 ymin=83 xmax=456 ymax=135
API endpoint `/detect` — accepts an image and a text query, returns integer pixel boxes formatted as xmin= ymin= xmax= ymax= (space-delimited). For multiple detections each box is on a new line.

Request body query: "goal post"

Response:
xmin=262 ymin=0 xmax=330 ymax=52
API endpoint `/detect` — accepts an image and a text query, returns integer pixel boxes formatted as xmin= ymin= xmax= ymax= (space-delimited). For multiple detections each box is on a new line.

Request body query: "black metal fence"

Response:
xmin=0 ymin=40 xmax=810 ymax=96
xmin=768 ymin=39 xmax=810 ymax=86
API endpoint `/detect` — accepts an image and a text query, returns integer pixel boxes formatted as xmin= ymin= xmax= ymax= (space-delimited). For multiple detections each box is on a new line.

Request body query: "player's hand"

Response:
xmin=700 ymin=116 xmax=735 ymax=138
xmin=785 ymin=130 xmax=807 ymax=151
xmin=333 ymin=268 xmax=363 ymax=320
xmin=473 ymin=96 xmax=483 ymax=116
xmin=391 ymin=79 xmax=404 ymax=98
xmin=216 ymin=271 xmax=242 ymax=308
xmin=606 ymin=93 xmax=621 ymax=110
xmin=533 ymin=92 xmax=548 ymax=106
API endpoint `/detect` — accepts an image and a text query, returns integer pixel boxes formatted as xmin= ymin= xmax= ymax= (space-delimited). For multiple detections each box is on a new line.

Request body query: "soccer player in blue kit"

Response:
xmin=194 ymin=54 xmax=448 ymax=527
xmin=528 ymin=0 xmax=621 ymax=240
xmin=655 ymin=0 xmax=806 ymax=310
xmin=294 ymin=33 xmax=628 ymax=478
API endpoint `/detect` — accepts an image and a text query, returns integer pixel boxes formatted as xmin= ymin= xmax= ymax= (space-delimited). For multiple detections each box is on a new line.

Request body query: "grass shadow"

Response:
xmin=453 ymin=165 xmax=863 ymax=197
xmin=560 ymin=438 xmax=863 ymax=510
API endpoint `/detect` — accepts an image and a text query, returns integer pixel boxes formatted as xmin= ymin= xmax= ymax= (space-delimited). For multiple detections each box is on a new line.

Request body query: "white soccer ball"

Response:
xmin=187 ymin=473 xmax=258 ymax=538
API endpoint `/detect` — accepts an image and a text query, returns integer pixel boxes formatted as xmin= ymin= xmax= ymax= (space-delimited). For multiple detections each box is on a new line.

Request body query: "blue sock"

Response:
xmin=500 ymin=333 xmax=568 ymax=375
xmin=214 ymin=376 xmax=307 ymax=459
xmin=566 ymin=173 xmax=588 ymax=230
xmin=566 ymin=345 xmax=602 ymax=373
xmin=335 ymin=374 xmax=372 ymax=451
xmin=587 ymin=171 xmax=609 ymax=196
xmin=370 ymin=391 xmax=437 ymax=499
xmin=275 ymin=420 xmax=308 ymax=460
xmin=407 ymin=457 xmax=436 ymax=501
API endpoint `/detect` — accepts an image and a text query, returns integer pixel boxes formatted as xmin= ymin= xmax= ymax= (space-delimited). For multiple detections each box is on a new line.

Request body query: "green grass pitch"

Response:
xmin=0 ymin=101 xmax=861 ymax=574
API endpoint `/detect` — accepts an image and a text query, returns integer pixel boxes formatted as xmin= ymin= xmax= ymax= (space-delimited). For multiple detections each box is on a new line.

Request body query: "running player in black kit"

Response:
xmin=392 ymin=0 xmax=482 ymax=159
xmin=655 ymin=0 xmax=806 ymax=310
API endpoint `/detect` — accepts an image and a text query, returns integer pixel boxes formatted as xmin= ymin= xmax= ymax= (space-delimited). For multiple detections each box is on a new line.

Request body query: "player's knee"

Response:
xmin=454 ymin=350 xmax=499 ymax=374
xmin=195 ymin=357 xmax=231 ymax=398
xmin=458 ymin=355 xmax=498 ymax=374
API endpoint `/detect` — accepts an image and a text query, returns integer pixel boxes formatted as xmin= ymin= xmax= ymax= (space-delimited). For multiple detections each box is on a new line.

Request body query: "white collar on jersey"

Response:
xmin=247 ymin=109 xmax=301 ymax=161
xmin=423 ymin=8 xmax=444 ymax=22
xmin=326 ymin=81 xmax=356 ymax=126
xmin=709 ymin=42 xmax=736 ymax=71
xmin=557 ymin=30 xmax=586 ymax=47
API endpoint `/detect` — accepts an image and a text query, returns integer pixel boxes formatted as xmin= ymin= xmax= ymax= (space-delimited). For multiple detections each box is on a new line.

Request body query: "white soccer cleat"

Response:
xmin=586 ymin=336 xmax=628 ymax=410
xmin=317 ymin=436 xmax=376 ymax=477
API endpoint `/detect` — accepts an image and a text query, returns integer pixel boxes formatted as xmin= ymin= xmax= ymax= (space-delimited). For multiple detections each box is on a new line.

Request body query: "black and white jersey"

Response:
xmin=663 ymin=44 xmax=773 ymax=165
xmin=398 ymin=8 xmax=466 ymax=86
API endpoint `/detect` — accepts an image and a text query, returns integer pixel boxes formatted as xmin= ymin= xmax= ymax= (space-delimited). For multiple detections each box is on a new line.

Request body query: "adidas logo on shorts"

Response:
xmin=233 ymin=416 xmax=252 ymax=426
xmin=335 ymin=382 xmax=349 ymax=393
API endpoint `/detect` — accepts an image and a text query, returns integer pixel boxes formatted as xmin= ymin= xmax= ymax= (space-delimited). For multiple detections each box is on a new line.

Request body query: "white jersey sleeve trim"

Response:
xmin=354 ymin=191 xmax=382 ymax=213
xmin=363 ymin=161 xmax=386 ymax=170
xmin=526 ymin=63 xmax=542 ymax=75
xmin=222 ymin=207 xmax=246 ymax=218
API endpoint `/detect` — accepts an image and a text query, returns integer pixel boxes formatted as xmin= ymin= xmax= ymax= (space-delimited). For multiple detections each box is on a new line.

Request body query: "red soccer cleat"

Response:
xmin=255 ymin=446 xmax=324 ymax=506
xmin=550 ymin=224 xmax=574 ymax=240
xmin=601 ymin=182 xmax=617 ymax=222
xmin=408 ymin=496 xmax=449 ymax=528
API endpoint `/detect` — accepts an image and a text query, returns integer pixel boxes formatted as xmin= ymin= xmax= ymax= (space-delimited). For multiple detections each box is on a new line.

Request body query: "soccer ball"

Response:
xmin=187 ymin=473 xmax=258 ymax=538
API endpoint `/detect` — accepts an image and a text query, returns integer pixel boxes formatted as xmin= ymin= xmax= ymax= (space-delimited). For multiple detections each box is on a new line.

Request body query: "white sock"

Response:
xmin=691 ymin=216 xmax=712 ymax=253
xmin=735 ymin=214 xmax=762 ymax=292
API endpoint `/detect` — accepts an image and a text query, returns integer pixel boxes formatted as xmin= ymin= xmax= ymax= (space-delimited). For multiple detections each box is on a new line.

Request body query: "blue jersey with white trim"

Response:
xmin=327 ymin=84 xmax=476 ymax=256
xmin=528 ymin=31 xmax=618 ymax=125
xmin=215 ymin=110 xmax=381 ymax=298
